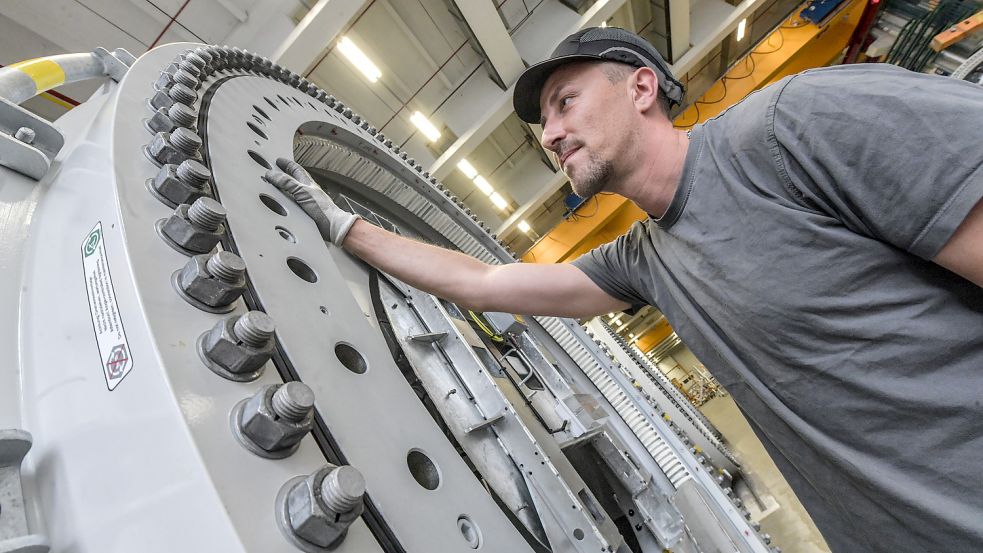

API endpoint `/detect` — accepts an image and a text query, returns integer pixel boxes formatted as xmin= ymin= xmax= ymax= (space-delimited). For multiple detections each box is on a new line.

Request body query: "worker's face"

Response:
xmin=539 ymin=62 xmax=633 ymax=198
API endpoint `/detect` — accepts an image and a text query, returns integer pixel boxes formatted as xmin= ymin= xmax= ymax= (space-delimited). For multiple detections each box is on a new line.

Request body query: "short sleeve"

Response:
xmin=770 ymin=65 xmax=983 ymax=259
xmin=570 ymin=222 xmax=650 ymax=308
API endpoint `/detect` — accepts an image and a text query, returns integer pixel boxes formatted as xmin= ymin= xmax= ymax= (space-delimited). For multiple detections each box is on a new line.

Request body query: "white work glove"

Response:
xmin=263 ymin=158 xmax=360 ymax=247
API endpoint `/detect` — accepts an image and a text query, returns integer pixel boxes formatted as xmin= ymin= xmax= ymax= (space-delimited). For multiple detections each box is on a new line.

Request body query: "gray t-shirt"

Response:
xmin=572 ymin=64 xmax=983 ymax=552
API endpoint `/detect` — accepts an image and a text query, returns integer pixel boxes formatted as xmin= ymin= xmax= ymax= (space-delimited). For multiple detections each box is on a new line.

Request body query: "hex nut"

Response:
xmin=150 ymin=163 xmax=207 ymax=207
xmin=159 ymin=204 xmax=224 ymax=254
xmin=175 ymin=253 xmax=245 ymax=309
xmin=237 ymin=385 xmax=312 ymax=453
xmin=147 ymin=130 xmax=200 ymax=166
xmin=283 ymin=466 xmax=364 ymax=549
xmin=200 ymin=315 xmax=273 ymax=380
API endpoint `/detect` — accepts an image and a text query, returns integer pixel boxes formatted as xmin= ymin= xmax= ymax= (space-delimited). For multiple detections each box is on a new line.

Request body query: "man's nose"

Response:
xmin=540 ymin=117 xmax=564 ymax=153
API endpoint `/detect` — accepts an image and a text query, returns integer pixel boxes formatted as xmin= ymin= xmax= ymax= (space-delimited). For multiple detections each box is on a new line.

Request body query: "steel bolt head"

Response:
xmin=148 ymin=131 xmax=200 ymax=166
xmin=201 ymin=314 xmax=273 ymax=379
xmin=284 ymin=465 xmax=364 ymax=548
xmin=160 ymin=203 xmax=224 ymax=254
xmin=149 ymin=88 xmax=174 ymax=111
xmin=151 ymin=163 xmax=207 ymax=206
xmin=147 ymin=107 xmax=176 ymax=134
xmin=176 ymin=253 xmax=246 ymax=308
xmin=14 ymin=127 xmax=35 ymax=145
xmin=239 ymin=384 xmax=312 ymax=452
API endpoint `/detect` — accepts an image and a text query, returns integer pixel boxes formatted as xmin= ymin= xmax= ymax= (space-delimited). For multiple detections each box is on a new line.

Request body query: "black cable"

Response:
xmin=673 ymin=102 xmax=701 ymax=128
xmin=697 ymin=78 xmax=728 ymax=105
xmin=752 ymin=29 xmax=785 ymax=55
xmin=725 ymin=55 xmax=756 ymax=80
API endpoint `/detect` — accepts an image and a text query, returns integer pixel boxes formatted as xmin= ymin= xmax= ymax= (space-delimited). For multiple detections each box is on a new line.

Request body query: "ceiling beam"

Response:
xmin=496 ymin=169 xmax=566 ymax=237
xmin=429 ymin=0 xmax=629 ymax=184
xmin=273 ymin=0 xmax=366 ymax=75
xmin=451 ymin=0 xmax=525 ymax=86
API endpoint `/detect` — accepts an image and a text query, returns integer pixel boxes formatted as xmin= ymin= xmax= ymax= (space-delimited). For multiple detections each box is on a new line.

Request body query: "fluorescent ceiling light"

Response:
xmin=518 ymin=220 xmax=531 ymax=233
xmin=338 ymin=36 xmax=382 ymax=82
xmin=410 ymin=111 xmax=442 ymax=142
xmin=600 ymin=21 xmax=608 ymax=27
xmin=736 ymin=19 xmax=747 ymax=42
xmin=457 ymin=159 xmax=478 ymax=179
xmin=608 ymin=313 xmax=617 ymax=320
xmin=490 ymin=192 xmax=509 ymax=210
xmin=473 ymin=175 xmax=494 ymax=195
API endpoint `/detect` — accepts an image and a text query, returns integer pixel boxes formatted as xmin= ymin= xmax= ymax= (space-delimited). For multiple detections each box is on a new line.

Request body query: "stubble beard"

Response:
xmin=568 ymin=149 xmax=615 ymax=199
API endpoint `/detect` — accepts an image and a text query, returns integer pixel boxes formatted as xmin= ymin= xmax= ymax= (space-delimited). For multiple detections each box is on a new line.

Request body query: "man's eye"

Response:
xmin=560 ymin=96 xmax=573 ymax=107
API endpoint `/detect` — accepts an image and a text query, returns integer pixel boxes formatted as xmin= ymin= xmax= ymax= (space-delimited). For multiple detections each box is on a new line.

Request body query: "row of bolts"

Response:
xmin=142 ymin=46 xmax=367 ymax=550
xmin=584 ymin=327 xmax=779 ymax=550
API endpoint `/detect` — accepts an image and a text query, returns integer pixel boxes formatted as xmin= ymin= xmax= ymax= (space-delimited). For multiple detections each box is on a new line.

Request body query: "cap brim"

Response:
xmin=513 ymin=54 xmax=603 ymax=124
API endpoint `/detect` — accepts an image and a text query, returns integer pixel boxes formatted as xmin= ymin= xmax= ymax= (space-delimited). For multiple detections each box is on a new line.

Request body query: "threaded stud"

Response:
xmin=320 ymin=466 xmax=365 ymax=513
xmin=172 ymin=68 xmax=199 ymax=89
xmin=194 ymin=47 xmax=213 ymax=65
xmin=188 ymin=197 xmax=226 ymax=230
xmin=14 ymin=127 xmax=35 ymax=145
xmin=183 ymin=51 xmax=206 ymax=71
xmin=168 ymin=82 xmax=197 ymax=106
xmin=176 ymin=159 xmax=210 ymax=188
xmin=168 ymin=103 xmax=196 ymax=128
xmin=206 ymin=251 xmax=245 ymax=282
xmin=270 ymin=382 xmax=314 ymax=422
xmin=170 ymin=127 xmax=201 ymax=155
xmin=233 ymin=310 xmax=276 ymax=349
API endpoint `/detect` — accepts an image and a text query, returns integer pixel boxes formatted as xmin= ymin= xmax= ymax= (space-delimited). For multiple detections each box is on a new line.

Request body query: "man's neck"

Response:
xmin=613 ymin=126 xmax=690 ymax=218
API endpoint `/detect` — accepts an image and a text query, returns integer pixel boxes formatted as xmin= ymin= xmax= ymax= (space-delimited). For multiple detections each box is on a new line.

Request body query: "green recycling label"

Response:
xmin=81 ymin=222 xmax=133 ymax=390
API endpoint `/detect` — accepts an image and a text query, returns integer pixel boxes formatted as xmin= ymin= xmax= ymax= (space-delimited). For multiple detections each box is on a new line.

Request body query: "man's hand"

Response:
xmin=263 ymin=158 xmax=360 ymax=246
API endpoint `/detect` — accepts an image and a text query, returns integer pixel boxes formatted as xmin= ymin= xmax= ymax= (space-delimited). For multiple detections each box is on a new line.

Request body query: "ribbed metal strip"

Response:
xmin=535 ymin=317 xmax=691 ymax=489
xmin=601 ymin=323 xmax=732 ymax=457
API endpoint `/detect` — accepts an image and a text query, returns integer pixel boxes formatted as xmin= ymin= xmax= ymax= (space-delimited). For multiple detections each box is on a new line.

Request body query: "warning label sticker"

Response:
xmin=81 ymin=222 xmax=133 ymax=390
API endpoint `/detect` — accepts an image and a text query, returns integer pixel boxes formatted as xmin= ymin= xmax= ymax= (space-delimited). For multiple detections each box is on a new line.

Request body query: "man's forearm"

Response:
xmin=342 ymin=219 xmax=491 ymax=308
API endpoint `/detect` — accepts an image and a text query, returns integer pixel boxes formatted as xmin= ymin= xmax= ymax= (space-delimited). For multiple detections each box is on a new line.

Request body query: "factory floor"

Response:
xmin=699 ymin=395 xmax=831 ymax=553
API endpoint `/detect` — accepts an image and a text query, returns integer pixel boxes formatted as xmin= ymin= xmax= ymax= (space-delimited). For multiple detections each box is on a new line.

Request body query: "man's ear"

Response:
xmin=628 ymin=67 xmax=659 ymax=113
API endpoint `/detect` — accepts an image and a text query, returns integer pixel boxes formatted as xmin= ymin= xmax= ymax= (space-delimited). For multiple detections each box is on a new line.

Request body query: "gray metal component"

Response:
xmin=148 ymin=159 xmax=211 ymax=207
xmin=0 ymin=98 xmax=64 ymax=180
xmin=378 ymin=275 xmax=621 ymax=552
xmin=91 ymin=47 xmax=135 ymax=82
xmin=157 ymin=198 xmax=226 ymax=255
xmin=0 ymin=430 xmax=48 ymax=553
xmin=275 ymin=465 xmax=365 ymax=552
xmin=586 ymin=319 xmax=738 ymax=473
xmin=199 ymin=311 xmax=274 ymax=381
xmin=204 ymin=75 xmax=538 ymax=553
xmin=145 ymin=128 xmax=202 ymax=166
xmin=12 ymin=128 xmax=34 ymax=145
xmin=482 ymin=311 xmax=528 ymax=336
xmin=232 ymin=383 xmax=313 ymax=458
xmin=173 ymin=251 xmax=246 ymax=312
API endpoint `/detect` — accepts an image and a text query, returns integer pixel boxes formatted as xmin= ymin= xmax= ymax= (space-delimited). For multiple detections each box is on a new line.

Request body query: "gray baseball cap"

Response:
xmin=513 ymin=27 xmax=684 ymax=124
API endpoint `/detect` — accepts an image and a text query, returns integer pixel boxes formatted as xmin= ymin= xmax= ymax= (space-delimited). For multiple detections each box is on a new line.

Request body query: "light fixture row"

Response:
xmin=337 ymin=35 xmax=532 ymax=235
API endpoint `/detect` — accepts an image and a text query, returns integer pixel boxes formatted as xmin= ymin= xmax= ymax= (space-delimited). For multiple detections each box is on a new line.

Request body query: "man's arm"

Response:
xmin=344 ymin=219 xmax=630 ymax=318
xmin=934 ymin=198 xmax=983 ymax=287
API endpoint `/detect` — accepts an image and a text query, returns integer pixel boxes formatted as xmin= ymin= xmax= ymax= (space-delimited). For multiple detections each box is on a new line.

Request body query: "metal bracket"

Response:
xmin=0 ymin=430 xmax=49 ymax=553
xmin=0 ymin=98 xmax=64 ymax=180
xmin=93 ymin=47 xmax=136 ymax=83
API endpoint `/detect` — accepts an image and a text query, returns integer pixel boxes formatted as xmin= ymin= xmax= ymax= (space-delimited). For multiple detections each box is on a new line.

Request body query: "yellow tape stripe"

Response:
xmin=40 ymin=91 xmax=74 ymax=110
xmin=9 ymin=58 xmax=66 ymax=93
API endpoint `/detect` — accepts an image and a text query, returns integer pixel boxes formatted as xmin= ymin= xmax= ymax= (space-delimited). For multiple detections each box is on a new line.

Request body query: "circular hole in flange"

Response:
xmin=287 ymin=257 xmax=318 ymax=283
xmin=248 ymin=150 xmax=271 ymax=169
xmin=253 ymin=104 xmax=271 ymax=120
xmin=247 ymin=121 xmax=268 ymax=140
xmin=457 ymin=515 xmax=482 ymax=549
xmin=319 ymin=305 xmax=329 ymax=315
xmin=264 ymin=96 xmax=280 ymax=111
xmin=573 ymin=528 xmax=584 ymax=541
xmin=259 ymin=193 xmax=287 ymax=216
xmin=335 ymin=343 xmax=367 ymax=374
xmin=407 ymin=449 xmax=440 ymax=490
xmin=275 ymin=225 xmax=295 ymax=243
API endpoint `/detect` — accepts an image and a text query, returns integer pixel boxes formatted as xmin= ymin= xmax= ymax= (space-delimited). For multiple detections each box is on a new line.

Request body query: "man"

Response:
xmin=265 ymin=27 xmax=983 ymax=552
